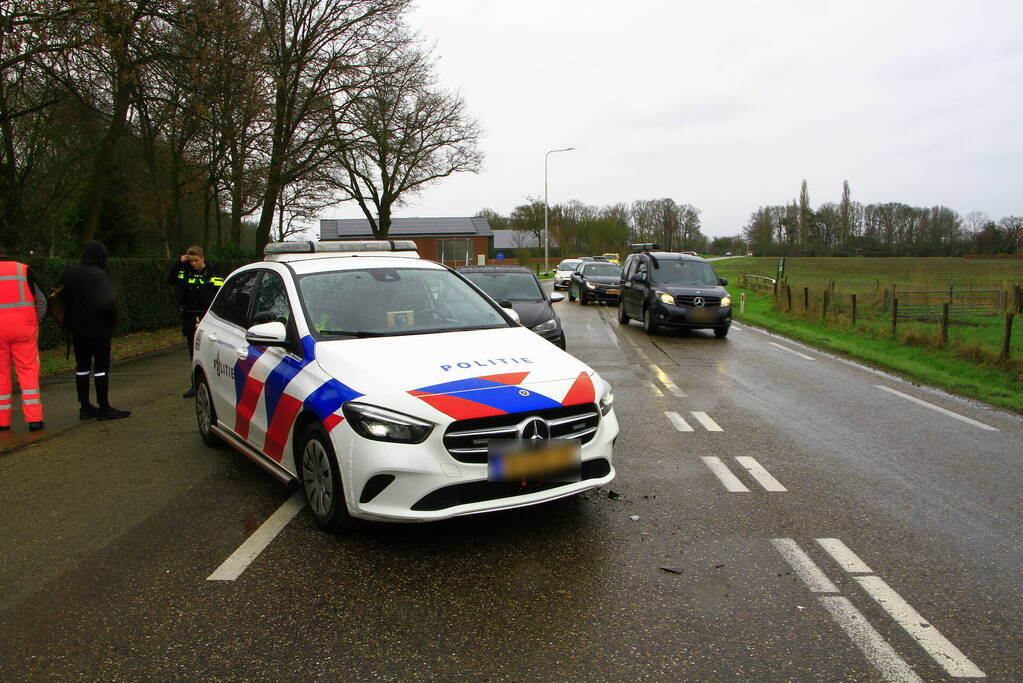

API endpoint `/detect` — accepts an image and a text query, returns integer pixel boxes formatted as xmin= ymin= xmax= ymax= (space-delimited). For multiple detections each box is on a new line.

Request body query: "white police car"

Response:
xmin=192 ymin=241 xmax=618 ymax=531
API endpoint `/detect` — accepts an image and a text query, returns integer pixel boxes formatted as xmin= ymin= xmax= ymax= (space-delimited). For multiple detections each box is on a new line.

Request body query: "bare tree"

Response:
xmin=332 ymin=44 xmax=483 ymax=238
xmin=251 ymin=0 xmax=411 ymax=250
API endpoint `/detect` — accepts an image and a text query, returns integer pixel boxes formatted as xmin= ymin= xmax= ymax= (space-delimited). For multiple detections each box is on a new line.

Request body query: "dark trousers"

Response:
xmin=72 ymin=334 xmax=112 ymax=409
xmin=181 ymin=313 xmax=200 ymax=360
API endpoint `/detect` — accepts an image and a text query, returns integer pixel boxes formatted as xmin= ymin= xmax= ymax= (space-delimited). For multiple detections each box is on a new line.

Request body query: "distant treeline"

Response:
xmin=478 ymin=197 xmax=709 ymax=257
xmin=741 ymin=180 xmax=1021 ymax=257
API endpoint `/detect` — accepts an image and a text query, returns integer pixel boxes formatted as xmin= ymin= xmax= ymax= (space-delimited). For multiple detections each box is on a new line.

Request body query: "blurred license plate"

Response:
xmin=607 ymin=289 xmax=619 ymax=295
xmin=488 ymin=440 xmax=581 ymax=482
xmin=688 ymin=308 xmax=715 ymax=323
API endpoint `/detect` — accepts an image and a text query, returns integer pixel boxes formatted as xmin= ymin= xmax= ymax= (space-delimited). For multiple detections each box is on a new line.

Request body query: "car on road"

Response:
xmin=568 ymin=261 xmax=623 ymax=305
xmin=553 ymin=259 xmax=582 ymax=290
xmin=192 ymin=240 xmax=617 ymax=532
xmin=457 ymin=265 xmax=566 ymax=349
xmin=601 ymin=253 xmax=621 ymax=265
xmin=618 ymin=249 xmax=732 ymax=337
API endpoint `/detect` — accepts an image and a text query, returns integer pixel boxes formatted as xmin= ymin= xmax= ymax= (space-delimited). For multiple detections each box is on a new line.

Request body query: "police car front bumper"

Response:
xmin=334 ymin=408 xmax=618 ymax=522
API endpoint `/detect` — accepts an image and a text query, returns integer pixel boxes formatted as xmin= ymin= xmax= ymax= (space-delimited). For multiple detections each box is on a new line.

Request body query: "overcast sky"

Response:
xmin=327 ymin=0 xmax=1023 ymax=237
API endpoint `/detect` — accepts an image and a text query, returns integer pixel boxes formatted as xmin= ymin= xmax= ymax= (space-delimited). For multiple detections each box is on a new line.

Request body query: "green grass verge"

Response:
xmin=733 ymin=291 xmax=1023 ymax=413
xmin=40 ymin=327 xmax=185 ymax=378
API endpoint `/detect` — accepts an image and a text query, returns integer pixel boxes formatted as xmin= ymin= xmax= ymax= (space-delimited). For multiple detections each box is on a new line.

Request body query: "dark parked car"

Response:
xmin=568 ymin=261 xmax=623 ymax=305
xmin=458 ymin=265 xmax=566 ymax=348
xmin=618 ymin=250 xmax=732 ymax=337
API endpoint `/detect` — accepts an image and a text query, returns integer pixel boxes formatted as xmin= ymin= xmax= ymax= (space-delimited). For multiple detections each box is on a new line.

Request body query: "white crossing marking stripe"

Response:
xmin=818 ymin=596 xmax=924 ymax=683
xmin=770 ymin=538 xmax=838 ymax=593
xmin=648 ymin=382 xmax=664 ymax=397
xmin=735 ymin=456 xmax=787 ymax=491
xmin=650 ymin=364 xmax=686 ymax=397
xmin=767 ymin=341 xmax=816 ymax=360
xmin=855 ymin=576 xmax=986 ymax=678
xmin=207 ymin=490 xmax=305 ymax=581
xmin=701 ymin=457 xmax=749 ymax=492
xmin=691 ymin=411 xmax=722 ymax=431
xmin=875 ymin=385 xmax=997 ymax=432
xmin=665 ymin=411 xmax=693 ymax=432
xmin=816 ymin=538 xmax=873 ymax=574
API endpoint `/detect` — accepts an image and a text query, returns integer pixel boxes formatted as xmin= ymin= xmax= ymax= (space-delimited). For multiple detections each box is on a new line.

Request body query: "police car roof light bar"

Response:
xmin=629 ymin=242 xmax=659 ymax=252
xmin=263 ymin=240 xmax=418 ymax=255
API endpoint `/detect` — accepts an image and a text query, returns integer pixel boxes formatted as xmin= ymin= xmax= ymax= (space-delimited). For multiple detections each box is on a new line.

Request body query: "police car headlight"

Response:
xmin=657 ymin=291 xmax=676 ymax=305
xmin=598 ymin=379 xmax=614 ymax=416
xmin=342 ymin=403 xmax=433 ymax=444
xmin=585 ymin=281 xmax=597 ymax=290
xmin=720 ymin=296 xmax=732 ymax=307
xmin=531 ymin=318 xmax=557 ymax=333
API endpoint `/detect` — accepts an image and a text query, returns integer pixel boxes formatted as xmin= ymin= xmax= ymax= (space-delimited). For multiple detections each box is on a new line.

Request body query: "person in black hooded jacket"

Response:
xmin=58 ymin=241 xmax=130 ymax=421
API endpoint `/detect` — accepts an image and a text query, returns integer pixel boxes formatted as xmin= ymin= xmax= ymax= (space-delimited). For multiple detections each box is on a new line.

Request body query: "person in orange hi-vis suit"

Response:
xmin=0 ymin=245 xmax=48 ymax=431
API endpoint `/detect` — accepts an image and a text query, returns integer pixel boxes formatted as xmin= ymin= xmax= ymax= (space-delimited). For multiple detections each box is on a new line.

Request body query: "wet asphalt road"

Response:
xmin=1 ymin=288 xmax=1021 ymax=682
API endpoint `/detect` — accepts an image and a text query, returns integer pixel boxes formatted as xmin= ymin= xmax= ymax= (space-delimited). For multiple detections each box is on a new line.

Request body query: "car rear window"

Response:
xmin=462 ymin=271 xmax=545 ymax=302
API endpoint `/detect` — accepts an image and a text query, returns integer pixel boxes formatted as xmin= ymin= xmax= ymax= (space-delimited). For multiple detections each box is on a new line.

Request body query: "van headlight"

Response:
xmin=657 ymin=291 xmax=675 ymax=305
xmin=531 ymin=318 xmax=557 ymax=333
xmin=720 ymin=296 xmax=732 ymax=307
xmin=341 ymin=403 xmax=433 ymax=444
xmin=598 ymin=379 xmax=614 ymax=416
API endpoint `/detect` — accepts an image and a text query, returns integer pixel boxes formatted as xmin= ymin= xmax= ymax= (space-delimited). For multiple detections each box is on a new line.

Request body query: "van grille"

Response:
xmin=443 ymin=403 xmax=600 ymax=464
xmin=677 ymin=295 xmax=721 ymax=307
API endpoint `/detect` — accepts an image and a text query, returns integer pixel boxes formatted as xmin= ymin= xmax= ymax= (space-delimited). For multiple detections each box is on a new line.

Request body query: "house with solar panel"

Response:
xmin=319 ymin=217 xmax=493 ymax=267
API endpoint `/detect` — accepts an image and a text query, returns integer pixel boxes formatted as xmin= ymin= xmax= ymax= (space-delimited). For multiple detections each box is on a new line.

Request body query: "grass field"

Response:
xmin=713 ymin=256 xmax=1023 ymax=294
xmin=710 ymin=257 xmax=1023 ymax=413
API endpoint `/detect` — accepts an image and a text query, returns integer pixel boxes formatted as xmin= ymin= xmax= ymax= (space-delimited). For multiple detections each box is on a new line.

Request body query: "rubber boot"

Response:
xmin=95 ymin=374 xmax=130 ymax=421
xmin=77 ymin=373 xmax=98 ymax=419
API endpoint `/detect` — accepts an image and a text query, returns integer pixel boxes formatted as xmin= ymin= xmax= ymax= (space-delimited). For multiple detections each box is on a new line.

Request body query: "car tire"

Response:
xmin=618 ymin=300 xmax=630 ymax=324
xmin=714 ymin=326 xmax=730 ymax=339
xmin=299 ymin=423 xmax=361 ymax=533
xmin=579 ymin=291 xmax=588 ymax=305
xmin=195 ymin=372 xmax=223 ymax=447
xmin=643 ymin=307 xmax=659 ymax=335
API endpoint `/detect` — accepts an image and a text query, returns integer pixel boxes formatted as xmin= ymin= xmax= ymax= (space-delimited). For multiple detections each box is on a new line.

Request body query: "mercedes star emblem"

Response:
xmin=693 ymin=296 xmax=706 ymax=308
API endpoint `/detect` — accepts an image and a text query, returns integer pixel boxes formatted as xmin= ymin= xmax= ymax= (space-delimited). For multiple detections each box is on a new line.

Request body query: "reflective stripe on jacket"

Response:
xmin=0 ymin=261 xmax=35 ymax=310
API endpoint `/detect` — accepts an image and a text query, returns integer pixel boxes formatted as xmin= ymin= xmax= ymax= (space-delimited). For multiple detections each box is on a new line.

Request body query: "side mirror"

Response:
xmin=718 ymin=278 xmax=728 ymax=286
xmin=549 ymin=292 xmax=565 ymax=303
xmin=630 ymin=273 xmax=646 ymax=283
xmin=245 ymin=321 xmax=288 ymax=346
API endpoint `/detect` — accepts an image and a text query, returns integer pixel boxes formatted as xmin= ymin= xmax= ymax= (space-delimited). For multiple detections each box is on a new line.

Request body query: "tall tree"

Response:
xmin=332 ymin=44 xmax=482 ymax=238
xmin=251 ymin=0 xmax=410 ymax=250
xmin=838 ymin=180 xmax=852 ymax=247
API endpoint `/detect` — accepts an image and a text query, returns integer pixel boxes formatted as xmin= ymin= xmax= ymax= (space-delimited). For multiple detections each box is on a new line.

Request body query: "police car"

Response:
xmin=192 ymin=241 xmax=618 ymax=531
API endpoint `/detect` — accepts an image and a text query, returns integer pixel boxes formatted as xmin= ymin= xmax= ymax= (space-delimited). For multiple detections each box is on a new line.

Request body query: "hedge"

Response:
xmin=23 ymin=257 xmax=253 ymax=351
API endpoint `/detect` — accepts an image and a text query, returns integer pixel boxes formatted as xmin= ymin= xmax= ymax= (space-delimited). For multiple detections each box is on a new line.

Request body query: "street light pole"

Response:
xmin=544 ymin=147 xmax=574 ymax=274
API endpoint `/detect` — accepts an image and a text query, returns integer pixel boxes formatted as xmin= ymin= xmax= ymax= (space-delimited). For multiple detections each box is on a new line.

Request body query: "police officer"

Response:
xmin=167 ymin=245 xmax=223 ymax=398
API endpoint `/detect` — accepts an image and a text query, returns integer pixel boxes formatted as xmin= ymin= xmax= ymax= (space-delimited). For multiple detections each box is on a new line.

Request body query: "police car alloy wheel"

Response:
xmin=195 ymin=374 xmax=222 ymax=447
xmin=300 ymin=423 xmax=359 ymax=532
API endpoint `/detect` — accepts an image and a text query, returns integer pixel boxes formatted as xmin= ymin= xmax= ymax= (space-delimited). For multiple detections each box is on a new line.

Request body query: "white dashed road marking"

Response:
xmin=700 ymin=457 xmax=750 ymax=492
xmin=770 ymin=538 xmax=839 ymax=593
xmin=875 ymin=385 xmax=997 ymax=431
xmin=818 ymin=596 xmax=924 ymax=683
xmin=816 ymin=538 xmax=873 ymax=574
xmin=664 ymin=411 xmax=693 ymax=432
xmin=208 ymin=490 xmax=305 ymax=581
xmin=767 ymin=341 xmax=816 ymax=361
xmin=690 ymin=411 xmax=722 ymax=431
xmin=734 ymin=456 xmax=787 ymax=492
xmin=855 ymin=576 xmax=986 ymax=678
xmin=648 ymin=382 xmax=664 ymax=397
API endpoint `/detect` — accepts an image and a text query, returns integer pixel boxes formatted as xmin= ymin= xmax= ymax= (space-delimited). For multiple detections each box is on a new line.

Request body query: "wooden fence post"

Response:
xmin=891 ymin=298 xmax=898 ymax=336
xmin=822 ymin=290 xmax=830 ymax=320
xmin=803 ymin=287 xmax=809 ymax=312
xmin=1001 ymin=313 xmax=1015 ymax=362
xmin=1015 ymin=285 xmax=1022 ymax=313
xmin=940 ymin=303 xmax=949 ymax=347
xmin=786 ymin=285 xmax=792 ymax=311
xmin=852 ymin=294 xmax=857 ymax=325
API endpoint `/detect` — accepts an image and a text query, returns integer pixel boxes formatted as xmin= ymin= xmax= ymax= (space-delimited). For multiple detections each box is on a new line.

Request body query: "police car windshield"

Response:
xmin=583 ymin=263 xmax=622 ymax=277
xmin=651 ymin=260 xmax=720 ymax=286
xmin=461 ymin=271 xmax=544 ymax=302
xmin=298 ymin=267 xmax=509 ymax=338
